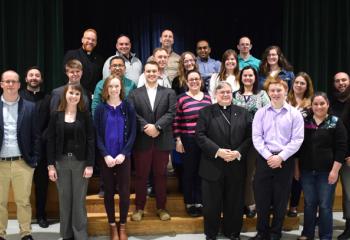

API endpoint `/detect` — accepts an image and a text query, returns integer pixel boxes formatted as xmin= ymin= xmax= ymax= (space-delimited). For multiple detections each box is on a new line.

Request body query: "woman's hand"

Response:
xmin=83 ymin=166 xmax=93 ymax=178
xmin=48 ymin=165 xmax=58 ymax=182
xmin=104 ymin=155 xmax=116 ymax=168
xmin=115 ymin=154 xmax=125 ymax=165
xmin=175 ymin=139 xmax=185 ymax=153
xmin=328 ymin=170 xmax=339 ymax=184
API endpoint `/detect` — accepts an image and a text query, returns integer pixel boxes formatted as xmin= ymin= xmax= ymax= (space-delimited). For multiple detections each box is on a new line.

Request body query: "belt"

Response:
xmin=65 ymin=152 xmax=73 ymax=157
xmin=0 ymin=155 xmax=22 ymax=161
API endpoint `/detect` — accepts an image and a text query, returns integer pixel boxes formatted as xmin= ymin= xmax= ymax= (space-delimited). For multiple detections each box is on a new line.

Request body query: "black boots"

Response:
xmin=338 ymin=219 xmax=350 ymax=240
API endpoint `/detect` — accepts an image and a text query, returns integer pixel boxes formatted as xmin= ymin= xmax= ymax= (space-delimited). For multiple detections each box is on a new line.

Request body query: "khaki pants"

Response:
xmin=0 ymin=159 xmax=34 ymax=238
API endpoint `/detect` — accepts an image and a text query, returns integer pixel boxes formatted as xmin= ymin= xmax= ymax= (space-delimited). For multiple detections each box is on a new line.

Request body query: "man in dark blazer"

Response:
xmin=63 ymin=28 xmax=104 ymax=95
xmin=196 ymin=81 xmax=251 ymax=240
xmin=0 ymin=70 xmax=40 ymax=240
xmin=128 ymin=61 xmax=176 ymax=221
xmin=50 ymin=59 xmax=90 ymax=112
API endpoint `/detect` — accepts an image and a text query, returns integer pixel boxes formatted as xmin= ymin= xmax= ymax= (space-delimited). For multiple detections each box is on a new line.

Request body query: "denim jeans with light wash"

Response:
xmin=300 ymin=170 xmax=336 ymax=240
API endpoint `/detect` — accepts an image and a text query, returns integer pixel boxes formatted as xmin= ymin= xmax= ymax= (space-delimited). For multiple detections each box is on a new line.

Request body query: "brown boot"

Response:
xmin=119 ymin=223 xmax=128 ymax=240
xmin=109 ymin=224 xmax=119 ymax=240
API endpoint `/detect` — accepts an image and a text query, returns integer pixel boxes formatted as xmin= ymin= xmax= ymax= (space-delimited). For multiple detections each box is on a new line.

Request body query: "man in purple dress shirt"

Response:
xmin=250 ymin=77 xmax=304 ymax=240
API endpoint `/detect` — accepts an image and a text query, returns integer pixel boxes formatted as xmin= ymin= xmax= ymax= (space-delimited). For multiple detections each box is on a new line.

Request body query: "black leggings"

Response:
xmin=101 ymin=157 xmax=131 ymax=224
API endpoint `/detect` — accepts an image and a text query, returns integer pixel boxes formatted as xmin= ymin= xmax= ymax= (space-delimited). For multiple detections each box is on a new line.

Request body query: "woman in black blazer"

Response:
xmin=47 ymin=83 xmax=94 ymax=240
xmin=196 ymin=81 xmax=251 ymax=240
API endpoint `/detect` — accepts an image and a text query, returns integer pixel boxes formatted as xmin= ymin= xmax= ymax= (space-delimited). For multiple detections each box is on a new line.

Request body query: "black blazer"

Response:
xmin=128 ymin=85 xmax=176 ymax=151
xmin=196 ymin=104 xmax=252 ymax=181
xmin=47 ymin=111 xmax=95 ymax=166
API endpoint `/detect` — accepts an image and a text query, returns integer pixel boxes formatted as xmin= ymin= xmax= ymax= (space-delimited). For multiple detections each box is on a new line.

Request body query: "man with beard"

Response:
xmin=19 ymin=67 xmax=51 ymax=229
xmin=330 ymin=72 xmax=350 ymax=240
xmin=63 ymin=28 xmax=104 ymax=95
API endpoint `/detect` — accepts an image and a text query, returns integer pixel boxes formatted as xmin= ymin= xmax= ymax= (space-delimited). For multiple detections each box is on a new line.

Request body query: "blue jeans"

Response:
xmin=300 ymin=170 xmax=336 ymax=240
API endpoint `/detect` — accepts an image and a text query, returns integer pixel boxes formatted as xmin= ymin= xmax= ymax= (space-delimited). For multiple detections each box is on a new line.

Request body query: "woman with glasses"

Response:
xmin=173 ymin=70 xmax=211 ymax=217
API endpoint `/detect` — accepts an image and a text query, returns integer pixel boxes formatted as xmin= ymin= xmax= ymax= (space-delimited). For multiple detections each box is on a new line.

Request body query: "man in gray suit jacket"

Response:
xmin=128 ymin=61 xmax=176 ymax=221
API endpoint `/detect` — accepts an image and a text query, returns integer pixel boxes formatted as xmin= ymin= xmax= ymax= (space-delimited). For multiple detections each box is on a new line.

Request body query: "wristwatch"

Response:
xmin=156 ymin=125 xmax=162 ymax=131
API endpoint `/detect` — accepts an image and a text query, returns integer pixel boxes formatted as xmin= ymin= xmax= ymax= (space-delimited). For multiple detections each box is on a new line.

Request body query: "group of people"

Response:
xmin=0 ymin=27 xmax=350 ymax=240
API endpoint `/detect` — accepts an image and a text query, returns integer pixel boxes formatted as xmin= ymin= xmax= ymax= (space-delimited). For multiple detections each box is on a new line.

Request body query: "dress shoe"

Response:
xmin=37 ymin=218 xmax=49 ymax=228
xmin=287 ymin=208 xmax=298 ymax=217
xmin=338 ymin=219 xmax=350 ymax=240
xmin=205 ymin=236 xmax=216 ymax=240
xmin=62 ymin=238 xmax=74 ymax=240
xmin=186 ymin=206 xmax=200 ymax=217
xmin=224 ymin=233 xmax=241 ymax=240
xmin=195 ymin=205 xmax=203 ymax=216
xmin=21 ymin=235 xmax=34 ymax=240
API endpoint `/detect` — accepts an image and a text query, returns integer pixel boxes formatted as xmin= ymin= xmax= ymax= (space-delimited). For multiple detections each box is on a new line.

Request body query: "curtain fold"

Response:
xmin=0 ymin=0 xmax=64 ymax=91
xmin=282 ymin=0 xmax=350 ymax=92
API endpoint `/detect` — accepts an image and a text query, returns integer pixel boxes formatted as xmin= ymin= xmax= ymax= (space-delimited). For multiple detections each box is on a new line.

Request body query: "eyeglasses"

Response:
xmin=111 ymin=64 xmax=125 ymax=68
xmin=2 ymin=80 xmax=19 ymax=85
xmin=217 ymin=90 xmax=232 ymax=95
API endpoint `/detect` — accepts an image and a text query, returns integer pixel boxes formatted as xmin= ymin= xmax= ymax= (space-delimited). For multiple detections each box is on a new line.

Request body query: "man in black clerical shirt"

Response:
xmin=63 ymin=28 xmax=104 ymax=95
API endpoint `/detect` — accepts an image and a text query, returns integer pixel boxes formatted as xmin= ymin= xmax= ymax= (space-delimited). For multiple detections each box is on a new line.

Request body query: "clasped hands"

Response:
xmin=217 ymin=148 xmax=240 ymax=162
xmin=105 ymin=154 xmax=126 ymax=168
xmin=267 ymin=154 xmax=283 ymax=169
xmin=144 ymin=124 xmax=160 ymax=138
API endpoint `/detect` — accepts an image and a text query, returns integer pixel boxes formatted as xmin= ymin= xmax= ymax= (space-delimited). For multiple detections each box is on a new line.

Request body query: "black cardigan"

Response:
xmin=47 ymin=111 xmax=95 ymax=166
xmin=298 ymin=114 xmax=347 ymax=172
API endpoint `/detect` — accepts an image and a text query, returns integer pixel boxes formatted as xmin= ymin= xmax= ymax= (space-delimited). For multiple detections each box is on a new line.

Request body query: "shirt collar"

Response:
xmin=1 ymin=95 xmax=20 ymax=105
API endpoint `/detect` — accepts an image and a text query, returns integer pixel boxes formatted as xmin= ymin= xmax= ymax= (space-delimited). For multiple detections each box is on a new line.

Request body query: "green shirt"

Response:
xmin=91 ymin=76 xmax=136 ymax=117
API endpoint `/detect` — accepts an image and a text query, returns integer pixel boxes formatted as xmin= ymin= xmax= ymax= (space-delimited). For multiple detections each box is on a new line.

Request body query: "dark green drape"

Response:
xmin=0 ymin=0 xmax=64 ymax=91
xmin=283 ymin=0 xmax=350 ymax=92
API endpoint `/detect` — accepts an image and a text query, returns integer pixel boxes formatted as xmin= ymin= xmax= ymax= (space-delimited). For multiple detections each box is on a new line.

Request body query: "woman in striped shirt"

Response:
xmin=173 ymin=70 xmax=212 ymax=217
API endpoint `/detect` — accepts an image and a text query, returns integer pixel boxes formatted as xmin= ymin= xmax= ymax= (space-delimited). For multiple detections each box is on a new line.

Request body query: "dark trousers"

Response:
xmin=134 ymin=144 xmax=169 ymax=210
xmin=341 ymin=164 xmax=350 ymax=218
xmin=101 ymin=157 xmax=130 ymax=224
xmin=202 ymin=162 xmax=245 ymax=238
xmin=33 ymin=156 xmax=48 ymax=219
xmin=289 ymin=178 xmax=302 ymax=208
xmin=182 ymin=136 xmax=201 ymax=205
xmin=254 ymin=155 xmax=294 ymax=237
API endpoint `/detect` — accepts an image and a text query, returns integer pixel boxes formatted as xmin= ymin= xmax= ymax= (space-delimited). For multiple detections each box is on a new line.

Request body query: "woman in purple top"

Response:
xmin=173 ymin=70 xmax=211 ymax=217
xmin=251 ymin=77 xmax=304 ymax=240
xmin=94 ymin=75 xmax=136 ymax=240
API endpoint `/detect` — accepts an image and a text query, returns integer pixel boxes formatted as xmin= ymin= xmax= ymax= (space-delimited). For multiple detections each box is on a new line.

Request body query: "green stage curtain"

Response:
xmin=282 ymin=0 xmax=350 ymax=92
xmin=0 ymin=0 xmax=64 ymax=91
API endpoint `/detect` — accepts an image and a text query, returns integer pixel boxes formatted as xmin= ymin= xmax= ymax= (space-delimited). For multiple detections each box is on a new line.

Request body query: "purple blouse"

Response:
xmin=105 ymin=103 xmax=125 ymax=158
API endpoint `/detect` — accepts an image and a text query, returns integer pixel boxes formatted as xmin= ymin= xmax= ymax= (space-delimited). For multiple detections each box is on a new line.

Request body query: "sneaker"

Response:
xmin=157 ymin=209 xmax=171 ymax=221
xmin=131 ymin=209 xmax=144 ymax=221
